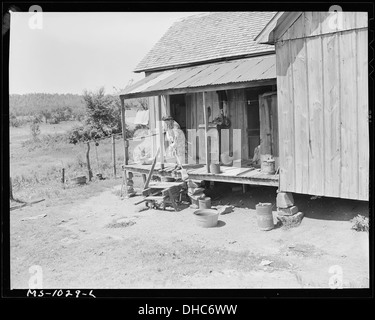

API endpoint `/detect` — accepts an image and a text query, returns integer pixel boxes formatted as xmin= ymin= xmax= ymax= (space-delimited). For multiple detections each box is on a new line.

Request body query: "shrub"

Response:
xmin=351 ymin=214 xmax=369 ymax=232
xmin=10 ymin=114 xmax=23 ymax=127
xmin=30 ymin=120 xmax=41 ymax=140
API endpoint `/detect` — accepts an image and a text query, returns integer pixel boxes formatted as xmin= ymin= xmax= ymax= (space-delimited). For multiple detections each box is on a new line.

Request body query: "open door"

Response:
xmin=259 ymin=92 xmax=279 ymax=168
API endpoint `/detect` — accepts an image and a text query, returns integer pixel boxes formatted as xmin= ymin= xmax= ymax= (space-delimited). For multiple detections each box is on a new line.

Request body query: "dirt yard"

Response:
xmin=10 ymin=179 xmax=369 ymax=289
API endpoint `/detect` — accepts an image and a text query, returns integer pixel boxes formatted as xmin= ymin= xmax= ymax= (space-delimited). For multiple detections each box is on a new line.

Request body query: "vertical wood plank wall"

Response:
xmin=186 ymin=90 xmax=250 ymax=162
xmin=276 ymin=12 xmax=368 ymax=200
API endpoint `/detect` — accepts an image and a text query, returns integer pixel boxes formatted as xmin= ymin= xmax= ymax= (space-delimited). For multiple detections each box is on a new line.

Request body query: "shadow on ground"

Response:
xmin=206 ymin=183 xmax=368 ymax=222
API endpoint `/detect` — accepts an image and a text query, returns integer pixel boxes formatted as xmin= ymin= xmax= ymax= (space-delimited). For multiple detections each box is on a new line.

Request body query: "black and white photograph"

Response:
xmin=3 ymin=4 xmax=372 ymax=302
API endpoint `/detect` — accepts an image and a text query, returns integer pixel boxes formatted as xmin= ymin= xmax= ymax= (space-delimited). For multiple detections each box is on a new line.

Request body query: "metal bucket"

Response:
xmin=193 ymin=209 xmax=219 ymax=228
xmin=210 ymin=163 xmax=221 ymax=174
xmin=199 ymin=197 xmax=211 ymax=209
xmin=255 ymin=202 xmax=274 ymax=231
xmin=261 ymin=159 xmax=275 ymax=174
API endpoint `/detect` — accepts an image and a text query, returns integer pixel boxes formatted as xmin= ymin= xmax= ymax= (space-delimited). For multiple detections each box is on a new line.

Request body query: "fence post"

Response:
xmin=86 ymin=142 xmax=93 ymax=181
xmin=112 ymin=135 xmax=116 ymax=178
xmin=61 ymin=168 xmax=65 ymax=184
xmin=10 ymin=177 xmax=14 ymax=200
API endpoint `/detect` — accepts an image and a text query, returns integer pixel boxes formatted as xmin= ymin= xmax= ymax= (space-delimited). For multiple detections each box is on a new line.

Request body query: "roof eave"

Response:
xmin=133 ymin=50 xmax=276 ymax=74
xmin=255 ymin=11 xmax=302 ymax=44
xmin=119 ymin=78 xmax=277 ymax=100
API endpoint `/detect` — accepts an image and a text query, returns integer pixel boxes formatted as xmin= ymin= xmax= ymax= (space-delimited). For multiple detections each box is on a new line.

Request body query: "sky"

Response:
xmin=9 ymin=12 xmax=204 ymax=95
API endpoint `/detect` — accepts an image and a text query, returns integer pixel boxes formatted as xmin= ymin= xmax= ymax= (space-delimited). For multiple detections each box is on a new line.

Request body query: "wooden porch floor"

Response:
xmin=123 ymin=161 xmax=279 ymax=187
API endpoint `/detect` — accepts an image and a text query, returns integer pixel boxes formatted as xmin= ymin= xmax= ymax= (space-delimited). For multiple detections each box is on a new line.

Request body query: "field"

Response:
xmin=9 ymin=120 xmax=370 ymax=289
xmin=10 ymin=120 xmax=139 ymax=201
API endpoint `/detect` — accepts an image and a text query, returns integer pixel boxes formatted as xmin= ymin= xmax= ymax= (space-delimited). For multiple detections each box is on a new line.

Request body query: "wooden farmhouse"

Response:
xmin=256 ymin=11 xmax=369 ymax=201
xmin=119 ymin=11 xmax=369 ymax=201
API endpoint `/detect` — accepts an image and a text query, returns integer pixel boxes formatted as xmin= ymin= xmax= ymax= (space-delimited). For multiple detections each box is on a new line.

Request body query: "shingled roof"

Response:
xmin=134 ymin=11 xmax=276 ymax=73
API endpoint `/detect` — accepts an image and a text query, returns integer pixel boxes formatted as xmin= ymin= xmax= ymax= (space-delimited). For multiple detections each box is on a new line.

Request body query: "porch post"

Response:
xmin=120 ymin=96 xmax=129 ymax=165
xmin=120 ymin=96 xmax=134 ymax=197
xmin=157 ymin=95 xmax=165 ymax=170
xmin=202 ymin=91 xmax=210 ymax=173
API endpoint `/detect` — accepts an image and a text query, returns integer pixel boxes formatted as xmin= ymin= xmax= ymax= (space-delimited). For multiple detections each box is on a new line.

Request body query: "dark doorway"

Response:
xmin=170 ymin=94 xmax=187 ymax=133
xmin=245 ymin=86 xmax=274 ymax=158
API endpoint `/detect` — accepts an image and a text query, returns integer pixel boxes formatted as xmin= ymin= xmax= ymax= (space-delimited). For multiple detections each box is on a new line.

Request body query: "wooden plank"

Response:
xmin=196 ymin=92 xmax=204 ymax=127
xmin=156 ymin=96 xmax=165 ymax=169
xmin=120 ymin=98 xmax=128 ymax=165
xmin=197 ymin=128 xmax=206 ymax=165
xmin=187 ymin=129 xmax=197 ymax=164
xmin=270 ymin=94 xmax=279 ymax=169
xmin=207 ymin=127 xmax=220 ymax=163
xmin=341 ymin=12 xmax=356 ymax=31
xmin=242 ymin=91 xmax=249 ymax=160
xmin=232 ymin=129 xmax=242 ymax=167
xmin=291 ymin=38 xmax=309 ymax=194
xmin=320 ymin=12 xmax=335 ymax=34
xmin=339 ymin=31 xmax=358 ymax=199
xmin=291 ymin=12 xmax=305 ymax=39
xmin=356 ymin=12 xmax=368 ymax=29
xmin=306 ymin=36 xmax=325 ymax=196
xmin=322 ymin=33 xmax=341 ymax=197
xmin=304 ymin=12 xmax=321 ymax=37
xmin=276 ymin=40 xmax=295 ymax=192
xmin=185 ymin=172 xmax=279 ymax=187
xmin=357 ymin=29 xmax=369 ymax=200
xmin=202 ymin=91 xmax=210 ymax=173
xmin=221 ymin=129 xmax=230 ymax=160
xmin=143 ymin=148 xmax=160 ymax=190
xmin=148 ymin=96 xmax=157 ymax=156
xmin=281 ymin=13 xmax=304 ymax=41
xmin=259 ymin=94 xmax=272 ymax=156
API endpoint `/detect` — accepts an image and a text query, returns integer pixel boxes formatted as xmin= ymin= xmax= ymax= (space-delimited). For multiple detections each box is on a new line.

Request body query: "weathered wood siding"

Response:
xmin=186 ymin=90 xmax=249 ymax=162
xmin=276 ymin=12 xmax=369 ymax=200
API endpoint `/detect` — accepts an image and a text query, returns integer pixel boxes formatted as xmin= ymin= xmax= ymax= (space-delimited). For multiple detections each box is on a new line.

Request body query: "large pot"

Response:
xmin=193 ymin=209 xmax=219 ymax=228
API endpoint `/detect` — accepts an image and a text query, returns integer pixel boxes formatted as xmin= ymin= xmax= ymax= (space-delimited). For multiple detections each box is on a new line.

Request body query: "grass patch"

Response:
xmin=351 ymin=214 xmax=369 ymax=232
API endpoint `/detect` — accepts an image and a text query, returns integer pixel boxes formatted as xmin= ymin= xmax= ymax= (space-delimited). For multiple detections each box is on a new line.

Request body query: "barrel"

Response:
xmin=255 ymin=202 xmax=274 ymax=231
xmin=199 ymin=197 xmax=211 ymax=209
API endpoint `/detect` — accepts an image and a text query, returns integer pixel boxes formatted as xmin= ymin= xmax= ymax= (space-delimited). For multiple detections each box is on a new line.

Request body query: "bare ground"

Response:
xmin=10 ymin=179 xmax=369 ymax=289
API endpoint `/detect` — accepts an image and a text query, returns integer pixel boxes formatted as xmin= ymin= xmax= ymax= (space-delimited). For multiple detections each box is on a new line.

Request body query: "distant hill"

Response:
xmin=9 ymin=93 xmax=86 ymax=116
xmin=9 ymin=93 xmax=147 ymax=117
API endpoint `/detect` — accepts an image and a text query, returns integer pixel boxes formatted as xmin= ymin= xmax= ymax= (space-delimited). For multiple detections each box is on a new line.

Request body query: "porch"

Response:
xmin=119 ymin=53 xmax=280 ymax=189
xmin=123 ymin=160 xmax=279 ymax=187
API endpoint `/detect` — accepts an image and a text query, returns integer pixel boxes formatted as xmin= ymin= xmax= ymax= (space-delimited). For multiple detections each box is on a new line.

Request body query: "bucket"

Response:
xmin=199 ymin=197 xmax=211 ymax=209
xmin=255 ymin=202 xmax=274 ymax=231
xmin=193 ymin=209 xmax=219 ymax=228
xmin=190 ymin=198 xmax=199 ymax=209
xmin=210 ymin=163 xmax=221 ymax=174
xmin=261 ymin=159 xmax=275 ymax=174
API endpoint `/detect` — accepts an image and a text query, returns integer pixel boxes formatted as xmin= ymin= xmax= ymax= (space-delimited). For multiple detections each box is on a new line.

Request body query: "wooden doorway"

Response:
xmin=170 ymin=94 xmax=187 ymax=133
xmin=245 ymin=86 xmax=273 ymax=158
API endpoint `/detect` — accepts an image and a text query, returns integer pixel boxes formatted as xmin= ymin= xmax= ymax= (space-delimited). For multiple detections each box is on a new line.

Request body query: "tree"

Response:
xmin=83 ymin=87 xmax=122 ymax=136
xmin=67 ymin=87 xmax=124 ymax=144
